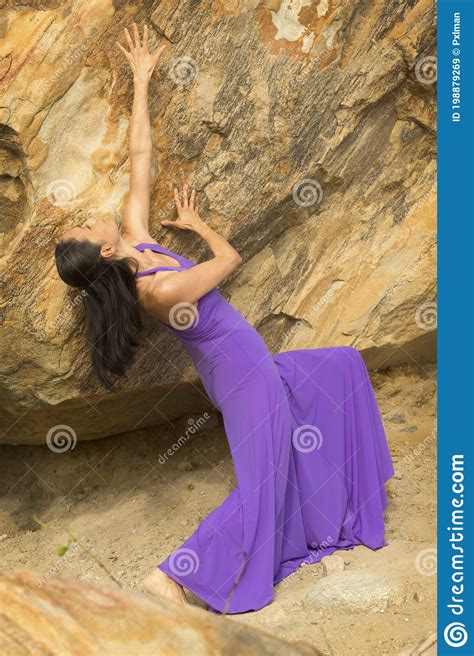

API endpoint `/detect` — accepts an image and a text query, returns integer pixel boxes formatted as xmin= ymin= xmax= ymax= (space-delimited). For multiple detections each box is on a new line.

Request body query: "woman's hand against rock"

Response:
xmin=161 ymin=185 xmax=206 ymax=232
xmin=116 ymin=23 xmax=165 ymax=84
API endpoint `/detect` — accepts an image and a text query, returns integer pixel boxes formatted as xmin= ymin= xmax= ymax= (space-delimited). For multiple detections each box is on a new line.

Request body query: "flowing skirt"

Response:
xmin=157 ymin=343 xmax=394 ymax=614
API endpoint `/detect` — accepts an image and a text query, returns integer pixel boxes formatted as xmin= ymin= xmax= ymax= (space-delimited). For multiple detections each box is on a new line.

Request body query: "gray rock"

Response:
xmin=306 ymin=571 xmax=395 ymax=613
xmin=321 ymin=554 xmax=346 ymax=576
xmin=400 ymin=426 xmax=418 ymax=433
xmin=384 ymin=411 xmax=406 ymax=424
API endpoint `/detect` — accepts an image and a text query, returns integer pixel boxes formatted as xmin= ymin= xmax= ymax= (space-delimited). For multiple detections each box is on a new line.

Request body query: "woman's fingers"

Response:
xmin=121 ymin=24 xmax=166 ymax=79
xmin=161 ymin=220 xmax=187 ymax=230
xmin=116 ymin=42 xmax=132 ymax=60
xmin=173 ymin=185 xmax=198 ymax=214
xmin=152 ymin=44 xmax=166 ymax=65
xmin=117 ymin=42 xmax=137 ymax=74
xmin=124 ymin=28 xmax=134 ymax=53
xmin=132 ymin=22 xmax=141 ymax=50
xmin=174 ymin=187 xmax=182 ymax=211
xmin=182 ymin=184 xmax=189 ymax=208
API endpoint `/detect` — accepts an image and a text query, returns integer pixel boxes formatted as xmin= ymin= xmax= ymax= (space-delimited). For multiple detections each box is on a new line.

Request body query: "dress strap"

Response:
xmin=133 ymin=242 xmax=181 ymax=258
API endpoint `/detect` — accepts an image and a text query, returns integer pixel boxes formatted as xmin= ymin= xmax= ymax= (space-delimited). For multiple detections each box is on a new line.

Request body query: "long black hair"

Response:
xmin=55 ymin=238 xmax=142 ymax=389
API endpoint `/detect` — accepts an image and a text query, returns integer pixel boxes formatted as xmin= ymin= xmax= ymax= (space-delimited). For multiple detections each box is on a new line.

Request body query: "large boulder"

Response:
xmin=0 ymin=0 xmax=436 ymax=444
xmin=0 ymin=569 xmax=320 ymax=655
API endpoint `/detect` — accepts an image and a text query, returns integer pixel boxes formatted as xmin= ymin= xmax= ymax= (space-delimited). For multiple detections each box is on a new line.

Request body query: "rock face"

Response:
xmin=0 ymin=569 xmax=320 ymax=655
xmin=0 ymin=1 xmax=436 ymax=444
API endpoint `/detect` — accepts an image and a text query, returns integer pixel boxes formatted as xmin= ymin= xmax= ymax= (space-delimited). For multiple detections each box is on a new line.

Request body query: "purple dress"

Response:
xmin=134 ymin=242 xmax=395 ymax=614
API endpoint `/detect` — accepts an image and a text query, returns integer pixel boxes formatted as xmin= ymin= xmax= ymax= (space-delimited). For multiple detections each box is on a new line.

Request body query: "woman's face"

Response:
xmin=61 ymin=218 xmax=120 ymax=251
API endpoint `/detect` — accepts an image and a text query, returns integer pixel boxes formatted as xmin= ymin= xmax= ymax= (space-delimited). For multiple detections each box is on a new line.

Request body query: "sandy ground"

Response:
xmin=0 ymin=362 xmax=436 ymax=655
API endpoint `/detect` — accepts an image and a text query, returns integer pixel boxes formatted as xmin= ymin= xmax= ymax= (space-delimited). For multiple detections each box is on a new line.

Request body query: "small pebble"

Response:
xmin=177 ymin=461 xmax=194 ymax=471
xmin=384 ymin=411 xmax=406 ymax=424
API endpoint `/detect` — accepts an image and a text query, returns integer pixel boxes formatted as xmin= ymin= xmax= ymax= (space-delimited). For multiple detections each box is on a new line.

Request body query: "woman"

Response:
xmin=55 ymin=24 xmax=394 ymax=614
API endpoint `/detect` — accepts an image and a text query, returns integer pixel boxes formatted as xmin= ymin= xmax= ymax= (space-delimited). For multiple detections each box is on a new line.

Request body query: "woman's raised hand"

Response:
xmin=116 ymin=23 xmax=165 ymax=84
xmin=161 ymin=185 xmax=206 ymax=232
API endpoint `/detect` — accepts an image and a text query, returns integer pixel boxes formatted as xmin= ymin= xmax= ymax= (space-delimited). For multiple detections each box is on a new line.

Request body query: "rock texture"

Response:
xmin=307 ymin=571 xmax=398 ymax=613
xmin=0 ymin=569 xmax=320 ymax=655
xmin=0 ymin=0 xmax=436 ymax=444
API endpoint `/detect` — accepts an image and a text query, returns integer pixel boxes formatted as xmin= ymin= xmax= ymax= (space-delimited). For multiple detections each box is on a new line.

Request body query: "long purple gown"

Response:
xmin=134 ymin=242 xmax=395 ymax=614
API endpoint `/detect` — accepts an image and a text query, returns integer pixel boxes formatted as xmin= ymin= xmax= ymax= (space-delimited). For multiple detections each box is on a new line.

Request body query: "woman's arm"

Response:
xmin=149 ymin=185 xmax=242 ymax=308
xmin=117 ymin=24 xmax=165 ymax=241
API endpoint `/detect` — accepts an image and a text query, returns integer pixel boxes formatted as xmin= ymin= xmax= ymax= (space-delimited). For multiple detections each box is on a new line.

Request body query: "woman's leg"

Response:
xmin=143 ymin=567 xmax=188 ymax=604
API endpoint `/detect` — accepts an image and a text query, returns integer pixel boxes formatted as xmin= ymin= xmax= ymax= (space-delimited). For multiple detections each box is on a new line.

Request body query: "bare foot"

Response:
xmin=143 ymin=567 xmax=187 ymax=605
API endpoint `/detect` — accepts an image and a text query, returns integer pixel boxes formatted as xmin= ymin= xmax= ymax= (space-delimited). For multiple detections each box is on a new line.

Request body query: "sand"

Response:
xmin=0 ymin=362 xmax=436 ymax=655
